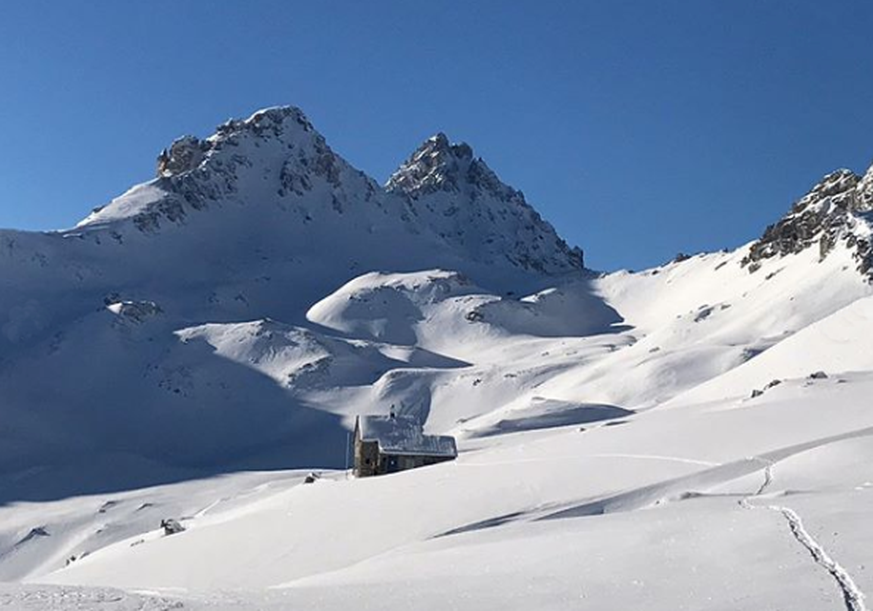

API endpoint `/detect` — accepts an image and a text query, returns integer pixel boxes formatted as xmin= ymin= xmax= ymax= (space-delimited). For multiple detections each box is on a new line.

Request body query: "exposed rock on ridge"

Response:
xmin=742 ymin=165 xmax=873 ymax=278
xmin=387 ymin=133 xmax=584 ymax=273
xmin=386 ymin=133 xmax=476 ymax=196
xmin=76 ymin=107 xmax=583 ymax=277
xmin=138 ymin=107 xmax=343 ymax=232
xmin=157 ymin=136 xmax=208 ymax=177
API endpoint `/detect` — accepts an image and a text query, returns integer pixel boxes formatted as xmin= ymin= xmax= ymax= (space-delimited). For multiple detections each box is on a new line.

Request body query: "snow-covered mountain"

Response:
xmin=2 ymin=105 xmax=873 ymax=610
xmin=385 ymin=132 xmax=583 ymax=273
xmin=0 ymin=106 xmax=584 ymax=494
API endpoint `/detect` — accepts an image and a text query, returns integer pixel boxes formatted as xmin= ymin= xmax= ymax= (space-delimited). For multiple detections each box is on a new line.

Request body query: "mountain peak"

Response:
xmin=155 ymin=106 xmax=317 ymax=178
xmin=74 ymin=104 xmax=583 ymax=276
xmin=214 ymin=105 xmax=315 ymax=143
xmin=385 ymin=133 xmax=480 ymax=197
xmin=385 ymin=133 xmax=583 ymax=273
xmin=424 ymin=132 xmax=474 ymax=160
xmin=79 ymin=105 xmax=350 ymax=233
xmin=742 ymin=163 xmax=873 ymax=278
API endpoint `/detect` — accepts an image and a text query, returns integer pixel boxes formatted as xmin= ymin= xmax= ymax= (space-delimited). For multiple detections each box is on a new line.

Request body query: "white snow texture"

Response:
xmin=0 ymin=105 xmax=872 ymax=611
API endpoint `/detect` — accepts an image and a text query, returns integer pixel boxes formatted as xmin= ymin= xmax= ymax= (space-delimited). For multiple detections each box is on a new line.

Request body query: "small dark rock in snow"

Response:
xmin=161 ymin=518 xmax=185 ymax=536
xmin=693 ymin=306 xmax=714 ymax=322
xmin=809 ymin=371 xmax=828 ymax=380
xmin=18 ymin=527 xmax=50 ymax=546
xmin=740 ymin=347 xmax=762 ymax=362
xmin=303 ymin=472 xmax=320 ymax=484
xmin=465 ymin=310 xmax=484 ymax=323
xmin=751 ymin=379 xmax=782 ymax=399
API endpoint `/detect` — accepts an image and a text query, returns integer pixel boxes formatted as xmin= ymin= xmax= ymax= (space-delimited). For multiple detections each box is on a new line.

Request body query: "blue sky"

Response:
xmin=2 ymin=1 xmax=873 ymax=271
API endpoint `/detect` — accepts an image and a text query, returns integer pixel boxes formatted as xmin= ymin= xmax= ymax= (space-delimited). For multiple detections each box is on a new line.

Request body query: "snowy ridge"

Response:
xmin=743 ymin=164 xmax=873 ymax=277
xmin=387 ymin=132 xmax=584 ymax=273
xmin=78 ymin=106 xmax=339 ymax=230
xmin=73 ymin=106 xmax=582 ymax=278
xmin=1 ymin=105 xmax=872 ymax=610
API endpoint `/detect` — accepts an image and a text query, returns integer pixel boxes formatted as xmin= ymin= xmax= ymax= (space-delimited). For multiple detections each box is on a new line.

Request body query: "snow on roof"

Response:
xmin=357 ymin=415 xmax=457 ymax=458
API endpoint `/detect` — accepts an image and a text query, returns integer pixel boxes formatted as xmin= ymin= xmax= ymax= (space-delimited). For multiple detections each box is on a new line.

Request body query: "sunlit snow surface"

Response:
xmin=1 ymin=246 xmax=871 ymax=610
xmin=3 ymin=380 xmax=872 ymax=610
xmin=1 ymin=107 xmax=872 ymax=609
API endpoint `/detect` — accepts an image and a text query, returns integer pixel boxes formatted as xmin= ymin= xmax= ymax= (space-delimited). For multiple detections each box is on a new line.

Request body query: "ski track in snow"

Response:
xmin=752 ymin=458 xmax=773 ymax=497
xmin=740 ymin=461 xmax=868 ymax=611
xmin=770 ymin=505 xmax=868 ymax=611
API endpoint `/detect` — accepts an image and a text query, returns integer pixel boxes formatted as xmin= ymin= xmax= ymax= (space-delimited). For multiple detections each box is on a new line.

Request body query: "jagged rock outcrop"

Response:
xmin=386 ymin=133 xmax=583 ymax=273
xmin=106 ymin=300 xmax=163 ymax=324
xmin=132 ymin=107 xmax=341 ymax=232
xmin=156 ymin=136 xmax=208 ymax=177
xmin=78 ymin=106 xmax=584 ymax=278
xmin=385 ymin=133 xmax=475 ymax=196
xmin=742 ymin=166 xmax=873 ymax=278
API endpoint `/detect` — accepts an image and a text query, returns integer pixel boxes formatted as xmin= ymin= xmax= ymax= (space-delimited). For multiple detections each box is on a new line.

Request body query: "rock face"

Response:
xmin=742 ymin=166 xmax=873 ymax=277
xmin=387 ymin=133 xmax=583 ymax=273
xmin=106 ymin=300 xmax=163 ymax=324
xmin=126 ymin=107 xmax=339 ymax=233
xmin=385 ymin=133 xmax=472 ymax=195
xmin=156 ymin=136 xmax=207 ymax=177
xmin=80 ymin=107 xmax=583 ymax=278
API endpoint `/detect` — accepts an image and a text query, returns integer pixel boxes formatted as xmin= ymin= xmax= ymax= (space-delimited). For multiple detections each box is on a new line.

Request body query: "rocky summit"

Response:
xmin=743 ymin=165 xmax=873 ymax=277
xmin=76 ymin=106 xmax=582 ymax=278
xmin=387 ymin=132 xmax=583 ymax=273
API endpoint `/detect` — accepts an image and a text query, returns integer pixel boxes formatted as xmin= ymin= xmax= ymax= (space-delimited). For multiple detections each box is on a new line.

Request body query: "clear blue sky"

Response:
xmin=2 ymin=1 xmax=873 ymax=271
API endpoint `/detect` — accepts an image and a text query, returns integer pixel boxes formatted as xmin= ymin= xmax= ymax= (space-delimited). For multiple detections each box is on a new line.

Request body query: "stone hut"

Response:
xmin=353 ymin=414 xmax=457 ymax=477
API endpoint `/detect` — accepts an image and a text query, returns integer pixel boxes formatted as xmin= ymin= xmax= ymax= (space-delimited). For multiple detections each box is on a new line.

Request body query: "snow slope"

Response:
xmin=4 ymin=238 xmax=872 ymax=608
xmin=1 ymin=105 xmax=873 ymax=610
xmin=0 ymin=106 xmax=584 ymax=493
xmin=12 ymin=373 xmax=873 ymax=610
